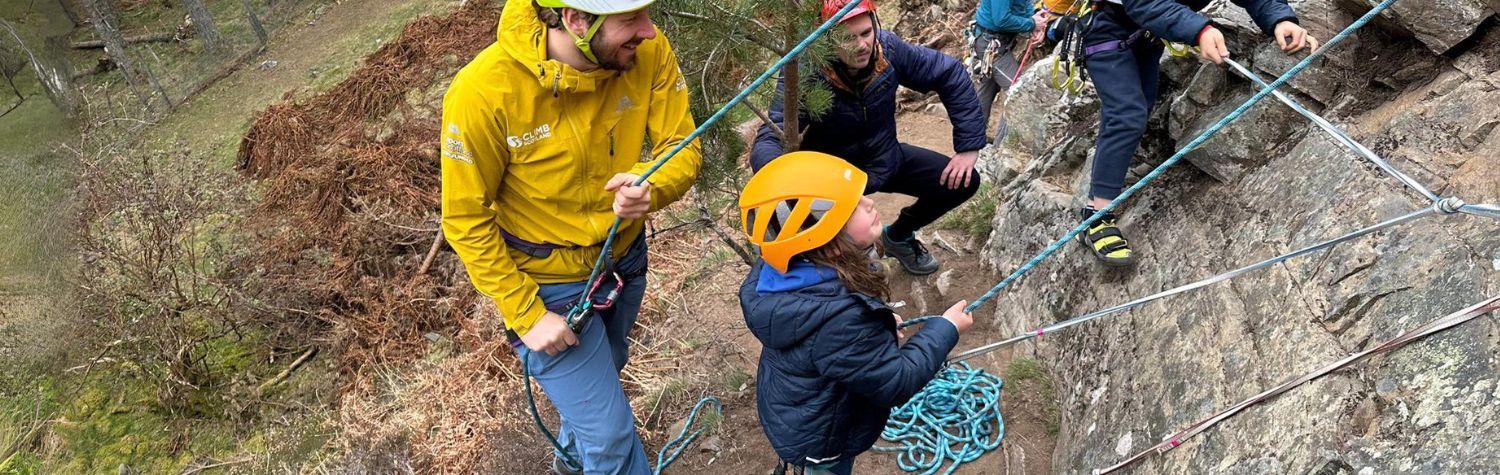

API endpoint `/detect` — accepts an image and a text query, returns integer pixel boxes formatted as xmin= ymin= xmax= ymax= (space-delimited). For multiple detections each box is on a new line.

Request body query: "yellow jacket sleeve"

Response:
xmin=630 ymin=36 xmax=702 ymax=212
xmin=440 ymin=82 xmax=547 ymax=337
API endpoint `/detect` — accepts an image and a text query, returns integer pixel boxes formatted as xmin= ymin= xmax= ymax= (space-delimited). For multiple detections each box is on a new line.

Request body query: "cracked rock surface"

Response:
xmin=977 ymin=1 xmax=1500 ymax=472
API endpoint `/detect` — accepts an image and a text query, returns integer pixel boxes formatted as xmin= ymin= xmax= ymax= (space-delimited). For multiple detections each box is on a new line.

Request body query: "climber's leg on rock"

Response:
xmin=974 ymin=31 xmax=1021 ymax=145
xmin=1079 ymin=35 xmax=1161 ymax=266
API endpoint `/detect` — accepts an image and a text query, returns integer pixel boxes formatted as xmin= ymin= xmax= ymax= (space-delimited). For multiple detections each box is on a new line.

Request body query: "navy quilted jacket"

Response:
xmin=1089 ymin=0 xmax=1298 ymax=45
xmin=749 ymin=30 xmax=986 ymax=192
xmin=739 ymin=260 xmax=959 ymax=465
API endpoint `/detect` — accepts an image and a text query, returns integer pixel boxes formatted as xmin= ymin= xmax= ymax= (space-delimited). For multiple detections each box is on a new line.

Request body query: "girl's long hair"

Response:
xmin=804 ymin=233 xmax=889 ymax=300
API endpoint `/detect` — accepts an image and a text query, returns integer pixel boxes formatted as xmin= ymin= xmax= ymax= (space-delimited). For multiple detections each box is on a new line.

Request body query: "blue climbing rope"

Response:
xmin=959 ymin=0 xmax=1401 ymax=315
xmin=874 ymin=363 xmax=1005 ymax=475
xmin=947 ymin=203 xmax=1448 ymax=363
xmin=897 ymin=315 xmax=941 ymax=329
xmin=880 ymin=2 xmax=1409 ymax=472
xmin=522 ymin=352 xmax=576 ymax=468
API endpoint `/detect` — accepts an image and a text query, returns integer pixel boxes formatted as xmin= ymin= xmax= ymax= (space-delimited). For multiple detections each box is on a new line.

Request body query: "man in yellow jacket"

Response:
xmin=440 ymin=0 xmax=700 ymax=472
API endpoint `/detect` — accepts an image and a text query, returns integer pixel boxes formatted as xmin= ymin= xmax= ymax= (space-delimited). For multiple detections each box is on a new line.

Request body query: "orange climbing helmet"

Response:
xmin=820 ymin=0 xmax=877 ymax=24
xmin=740 ymin=151 xmax=869 ymax=273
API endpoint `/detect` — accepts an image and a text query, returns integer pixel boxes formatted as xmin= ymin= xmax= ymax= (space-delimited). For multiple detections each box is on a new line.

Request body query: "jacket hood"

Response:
xmin=496 ymin=0 xmax=616 ymax=94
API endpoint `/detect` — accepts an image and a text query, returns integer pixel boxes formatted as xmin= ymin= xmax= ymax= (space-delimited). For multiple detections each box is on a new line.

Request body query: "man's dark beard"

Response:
xmin=591 ymin=33 xmax=637 ymax=71
xmin=834 ymin=53 xmax=877 ymax=91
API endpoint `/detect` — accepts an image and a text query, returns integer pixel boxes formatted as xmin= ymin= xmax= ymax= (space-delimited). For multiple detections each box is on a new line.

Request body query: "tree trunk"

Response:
xmin=80 ymin=0 xmax=156 ymax=113
xmin=58 ymin=0 xmax=83 ymax=27
xmin=0 ymin=18 xmax=79 ymax=115
xmin=779 ymin=0 xmax=802 ymax=152
xmin=181 ymin=0 xmax=221 ymax=50
xmin=240 ymin=0 xmax=267 ymax=50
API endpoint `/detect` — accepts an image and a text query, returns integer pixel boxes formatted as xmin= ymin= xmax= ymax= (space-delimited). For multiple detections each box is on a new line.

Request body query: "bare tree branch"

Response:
xmin=740 ymin=100 xmax=782 ymax=139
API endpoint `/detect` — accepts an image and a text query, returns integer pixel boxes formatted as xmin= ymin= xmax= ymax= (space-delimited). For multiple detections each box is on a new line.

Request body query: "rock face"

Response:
xmin=1350 ymin=0 xmax=1494 ymax=54
xmin=978 ymin=1 xmax=1500 ymax=473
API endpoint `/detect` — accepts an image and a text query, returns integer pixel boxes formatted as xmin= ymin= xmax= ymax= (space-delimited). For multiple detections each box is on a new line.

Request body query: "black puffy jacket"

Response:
xmin=738 ymin=261 xmax=959 ymax=465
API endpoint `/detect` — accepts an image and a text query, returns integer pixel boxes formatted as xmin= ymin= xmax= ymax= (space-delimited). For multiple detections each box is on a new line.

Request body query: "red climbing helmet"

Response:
xmin=820 ymin=0 xmax=877 ymax=24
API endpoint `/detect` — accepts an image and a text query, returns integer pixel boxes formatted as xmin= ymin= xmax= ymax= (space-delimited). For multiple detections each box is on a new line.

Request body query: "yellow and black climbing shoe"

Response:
xmin=1076 ymin=207 xmax=1137 ymax=267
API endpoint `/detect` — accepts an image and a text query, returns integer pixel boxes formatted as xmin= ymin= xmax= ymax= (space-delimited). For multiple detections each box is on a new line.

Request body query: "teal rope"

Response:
xmin=960 ymin=0 xmax=1400 ymax=315
xmin=525 ymin=352 xmax=726 ymax=474
xmin=522 ymin=351 xmax=580 ymax=470
xmin=897 ymin=315 xmax=941 ymax=329
xmin=655 ymin=397 xmax=724 ymax=473
xmin=874 ymin=363 xmax=1005 ymax=475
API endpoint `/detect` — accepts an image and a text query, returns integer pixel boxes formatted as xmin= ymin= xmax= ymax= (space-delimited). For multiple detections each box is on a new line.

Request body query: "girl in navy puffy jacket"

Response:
xmin=737 ymin=151 xmax=973 ymax=474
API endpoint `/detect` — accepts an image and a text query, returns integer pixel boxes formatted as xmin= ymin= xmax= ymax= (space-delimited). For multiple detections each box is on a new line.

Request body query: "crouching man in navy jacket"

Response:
xmin=750 ymin=0 xmax=987 ymax=277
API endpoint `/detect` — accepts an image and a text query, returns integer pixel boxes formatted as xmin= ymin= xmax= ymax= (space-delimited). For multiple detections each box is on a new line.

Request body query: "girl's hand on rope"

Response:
xmin=1197 ymin=26 xmax=1230 ymax=64
xmin=605 ymin=173 xmax=652 ymax=219
xmin=1273 ymin=21 xmax=1317 ymax=53
xmin=893 ymin=314 xmax=907 ymax=339
xmin=943 ymin=300 xmax=973 ymax=333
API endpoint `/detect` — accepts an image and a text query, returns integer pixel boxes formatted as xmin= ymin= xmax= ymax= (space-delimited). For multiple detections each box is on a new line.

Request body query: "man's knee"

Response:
xmin=958 ymin=170 xmax=982 ymax=200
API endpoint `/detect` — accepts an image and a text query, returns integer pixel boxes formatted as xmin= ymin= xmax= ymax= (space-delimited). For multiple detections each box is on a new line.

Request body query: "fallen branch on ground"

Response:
xmin=72 ymin=32 xmax=176 ymax=49
xmin=258 ymin=347 xmax=318 ymax=395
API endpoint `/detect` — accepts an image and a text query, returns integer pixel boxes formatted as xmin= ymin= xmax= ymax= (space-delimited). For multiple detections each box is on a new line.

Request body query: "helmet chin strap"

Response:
xmin=563 ymin=13 xmax=609 ymax=65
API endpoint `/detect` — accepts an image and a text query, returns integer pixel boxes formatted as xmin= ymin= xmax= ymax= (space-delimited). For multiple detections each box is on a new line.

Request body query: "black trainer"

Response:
xmin=882 ymin=226 xmax=940 ymax=275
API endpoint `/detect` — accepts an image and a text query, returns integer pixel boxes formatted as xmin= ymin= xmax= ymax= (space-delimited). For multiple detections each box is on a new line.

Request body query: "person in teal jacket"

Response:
xmin=969 ymin=0 xmax=1047 ymax=145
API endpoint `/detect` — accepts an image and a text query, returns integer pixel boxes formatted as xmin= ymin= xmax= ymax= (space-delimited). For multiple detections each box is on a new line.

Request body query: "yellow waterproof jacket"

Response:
xmin=440 ymin=0 xmax=701 ymax=337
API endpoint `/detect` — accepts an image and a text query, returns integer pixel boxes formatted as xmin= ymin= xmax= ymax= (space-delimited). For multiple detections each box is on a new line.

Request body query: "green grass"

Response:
xmin=723 ymin=367 xmax=752 ymax=393
xmin=0 ymin=331 xmax=335 ymax=473
xmin=936 ymin=182 xmax=999 ymax=240
xmin=647 ymin=377 xmax=690 ymax=418
xmin=1 ymin=1 xmax=454 ymax=471
xmin=692 ymin=405 xmax=723 ymax=434
xmin=0 ymin=70 xmax=76 ymax=276
xmin=1004 ymin=357 xmax=1061 ymax=434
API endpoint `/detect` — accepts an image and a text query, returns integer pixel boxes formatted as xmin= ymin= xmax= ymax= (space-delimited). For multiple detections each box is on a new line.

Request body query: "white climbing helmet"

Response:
xmin=535 ymin=0 xmax=655 ymax=16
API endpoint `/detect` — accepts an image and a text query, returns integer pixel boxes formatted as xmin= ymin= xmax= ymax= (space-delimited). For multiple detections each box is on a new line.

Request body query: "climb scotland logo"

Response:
xmin=507 ymin=124 xmax=553 ymax=149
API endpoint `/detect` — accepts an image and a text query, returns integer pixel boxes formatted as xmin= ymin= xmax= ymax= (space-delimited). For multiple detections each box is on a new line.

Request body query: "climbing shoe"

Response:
xmin=1076 ymin=207 xmax=1137 ymax=267
xmin=550 ymin=455 xmax=582 ymax=475
xmin=882 ymin=227 xmax=940 ymax=275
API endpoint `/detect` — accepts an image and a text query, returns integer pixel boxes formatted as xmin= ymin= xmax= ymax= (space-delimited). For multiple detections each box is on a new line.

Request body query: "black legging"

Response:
xmin=874 ymin=143 xmax=982 ymax=238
